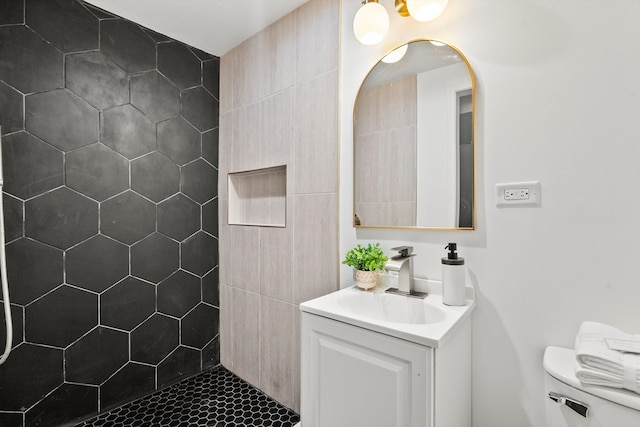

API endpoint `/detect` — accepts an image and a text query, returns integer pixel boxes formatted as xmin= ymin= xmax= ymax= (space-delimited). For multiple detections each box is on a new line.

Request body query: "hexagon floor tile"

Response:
xmin=77 ymin=366 xmax=299 ymax=427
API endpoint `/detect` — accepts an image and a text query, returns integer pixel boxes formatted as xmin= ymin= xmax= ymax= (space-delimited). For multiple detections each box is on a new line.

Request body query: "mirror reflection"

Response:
xmin=354 ymin=40 xmax=475 ymax=229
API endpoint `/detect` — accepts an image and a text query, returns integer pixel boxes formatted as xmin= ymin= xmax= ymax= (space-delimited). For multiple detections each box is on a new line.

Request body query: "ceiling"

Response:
xmin=84 ymin=0 xmax=310 ymax=57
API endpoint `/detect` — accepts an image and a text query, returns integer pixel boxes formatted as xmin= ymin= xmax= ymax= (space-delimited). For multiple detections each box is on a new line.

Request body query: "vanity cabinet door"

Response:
xmin=301 ymin=313 xmax=433 ymax=427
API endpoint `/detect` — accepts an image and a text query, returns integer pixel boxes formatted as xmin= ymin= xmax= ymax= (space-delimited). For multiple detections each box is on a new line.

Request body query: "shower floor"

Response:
xmin=76 ymin=366 xmax=300 ymax=427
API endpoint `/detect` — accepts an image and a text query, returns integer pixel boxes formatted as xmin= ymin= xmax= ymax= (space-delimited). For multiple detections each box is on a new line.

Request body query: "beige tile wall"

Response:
xmin=355 ymin=74 xmax=417 ymax=226
xmin=218 ymin=0 xmax=340 ymax=412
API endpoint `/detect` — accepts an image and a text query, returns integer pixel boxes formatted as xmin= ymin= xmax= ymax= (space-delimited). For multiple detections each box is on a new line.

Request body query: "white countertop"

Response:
xmin=300 ymin=284 xmax=475 ymax=348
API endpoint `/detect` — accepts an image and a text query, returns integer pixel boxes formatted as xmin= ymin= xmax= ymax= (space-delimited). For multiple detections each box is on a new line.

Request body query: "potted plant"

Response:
xmin=342 ymin=243 xmax=388 ymax=290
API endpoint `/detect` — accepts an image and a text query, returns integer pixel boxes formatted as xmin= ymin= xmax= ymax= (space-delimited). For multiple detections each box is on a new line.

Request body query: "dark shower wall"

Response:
xmin=0 ymin=0 xmax=220 ymax=425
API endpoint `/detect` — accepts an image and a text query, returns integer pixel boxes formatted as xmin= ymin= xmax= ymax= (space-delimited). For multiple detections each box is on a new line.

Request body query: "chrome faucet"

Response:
xmin=385 ymin=246 xmax=427 ymax=299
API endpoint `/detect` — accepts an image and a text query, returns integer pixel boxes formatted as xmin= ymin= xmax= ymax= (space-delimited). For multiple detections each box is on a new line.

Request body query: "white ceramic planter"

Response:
xmin=353 ymin=269 xmax=377 ymax=290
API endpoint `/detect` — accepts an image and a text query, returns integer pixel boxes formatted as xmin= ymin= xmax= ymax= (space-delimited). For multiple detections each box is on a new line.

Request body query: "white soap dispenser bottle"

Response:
xmin=442 ymin=243 xmax=466 ymax=306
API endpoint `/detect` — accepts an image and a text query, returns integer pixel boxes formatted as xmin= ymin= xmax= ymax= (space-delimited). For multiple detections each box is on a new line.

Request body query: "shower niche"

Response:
xmin=228 ymin=165 xmax=287 ymax=227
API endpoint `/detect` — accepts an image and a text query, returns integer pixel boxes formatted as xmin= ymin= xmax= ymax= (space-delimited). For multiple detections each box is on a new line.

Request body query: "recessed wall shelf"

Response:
xmin=228 ymin=165 xmax=287 ymax=227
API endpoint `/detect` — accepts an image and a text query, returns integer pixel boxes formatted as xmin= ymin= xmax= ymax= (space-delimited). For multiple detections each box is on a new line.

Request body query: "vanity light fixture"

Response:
xmin=353 ymin=0 xmax=390 ymax=45
xmin=353 ymin=0 xmax=448 ymax=45
xmin=406 ymin=0 xmax=448 ymax=22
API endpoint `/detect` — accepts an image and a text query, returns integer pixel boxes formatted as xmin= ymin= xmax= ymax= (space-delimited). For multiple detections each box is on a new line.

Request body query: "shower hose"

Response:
xmin=0 ymin=133 xmax=12 ymax=365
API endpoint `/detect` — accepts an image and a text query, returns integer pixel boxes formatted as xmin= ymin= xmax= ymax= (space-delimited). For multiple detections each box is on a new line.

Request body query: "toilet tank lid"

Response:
xmin=544 ymin=346 xmax=640 ymax=412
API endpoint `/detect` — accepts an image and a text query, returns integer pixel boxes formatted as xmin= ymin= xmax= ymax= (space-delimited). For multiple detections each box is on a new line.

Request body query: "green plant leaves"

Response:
xmin=342 ymin=243 xmax=388 ymax=271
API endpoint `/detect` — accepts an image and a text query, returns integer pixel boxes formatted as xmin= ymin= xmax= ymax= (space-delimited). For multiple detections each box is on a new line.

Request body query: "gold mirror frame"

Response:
xmin=353 ymin=38 xmax=476 ymax=231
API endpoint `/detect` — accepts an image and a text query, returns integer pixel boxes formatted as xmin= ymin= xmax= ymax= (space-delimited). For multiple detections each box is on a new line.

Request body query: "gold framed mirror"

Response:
xmin=353 ymin=39 xmax=476 ymax=230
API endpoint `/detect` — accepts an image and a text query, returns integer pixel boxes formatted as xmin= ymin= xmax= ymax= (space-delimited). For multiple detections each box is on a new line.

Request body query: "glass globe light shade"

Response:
xmin=406 ymin=0 xmax=448 ymax=22
xmin=381 ymin=44 xmax=409 ymax=63
xmin=353 ymin=2 xmax=390 ymax=45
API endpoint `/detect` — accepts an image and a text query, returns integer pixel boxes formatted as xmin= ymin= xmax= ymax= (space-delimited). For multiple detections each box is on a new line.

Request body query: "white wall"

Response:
xmin=340 ymin=1 xmax=640 ymax=426
xmin=417 ymin=62 xmax=470 ymax=226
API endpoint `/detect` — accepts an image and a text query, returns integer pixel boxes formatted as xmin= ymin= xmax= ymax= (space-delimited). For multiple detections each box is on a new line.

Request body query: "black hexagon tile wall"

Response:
xmin=0 ymin=0 xmax=222 ymax=425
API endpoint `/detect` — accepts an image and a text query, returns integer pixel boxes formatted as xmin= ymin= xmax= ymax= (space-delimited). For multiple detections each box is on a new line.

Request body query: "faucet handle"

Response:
xmin=391 ymin=246 xmax=414 ymax=257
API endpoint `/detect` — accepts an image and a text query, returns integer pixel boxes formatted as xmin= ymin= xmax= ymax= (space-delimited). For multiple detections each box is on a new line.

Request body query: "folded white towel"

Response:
xmin=574 ymin=321 xmax=640 ymax=394
xmin=575 ymin=360 xmax=640 ymax=394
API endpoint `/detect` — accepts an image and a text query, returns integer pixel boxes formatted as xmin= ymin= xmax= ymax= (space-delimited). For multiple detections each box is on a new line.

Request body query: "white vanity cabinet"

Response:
xmin=299 ymin=287 xmax=473 ymax=427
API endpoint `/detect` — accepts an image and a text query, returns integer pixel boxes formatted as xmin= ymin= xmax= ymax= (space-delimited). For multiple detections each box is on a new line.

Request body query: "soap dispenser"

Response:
xmin=442 ymin=243 xmax=466 ymax=306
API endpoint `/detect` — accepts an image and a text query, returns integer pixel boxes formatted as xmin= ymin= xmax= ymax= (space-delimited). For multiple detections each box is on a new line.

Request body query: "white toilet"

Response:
xmin=544 ymin=346 xmax=640 ymax=426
